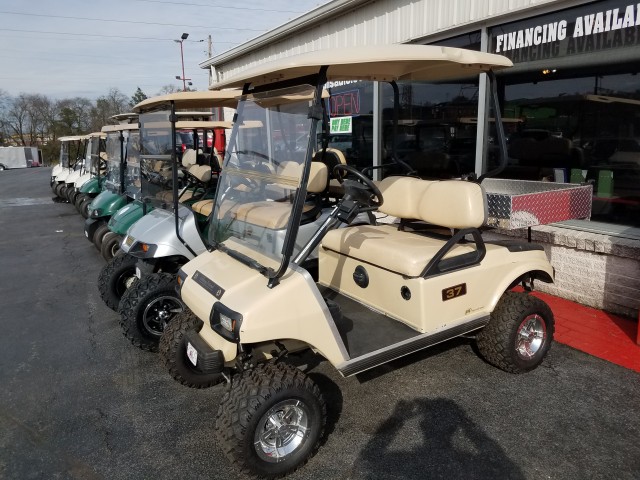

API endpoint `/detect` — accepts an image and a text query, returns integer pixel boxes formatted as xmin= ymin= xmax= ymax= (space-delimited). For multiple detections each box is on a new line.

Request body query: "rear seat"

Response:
xmin=321 ymin=176 xmax=487 ymax=277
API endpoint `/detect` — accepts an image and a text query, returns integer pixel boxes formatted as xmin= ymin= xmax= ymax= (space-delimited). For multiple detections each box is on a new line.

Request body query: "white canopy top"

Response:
xmin=133 ymin=90 xmax=241 ymax=112
xmin=212 ymin=44 xmax=513 ymax=89
xmin=58 ymin=135 xmax=88 ymax=142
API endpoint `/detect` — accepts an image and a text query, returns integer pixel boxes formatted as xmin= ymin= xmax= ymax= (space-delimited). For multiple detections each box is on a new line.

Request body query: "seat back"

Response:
xmin=276 ymin=161 xmax=328 ymax=194
xmin=377 ymin=176 xmax=487 ymax=229
xmin=181 ymin=148 xmax=197 ymax=167
xmin=188 ymin=164 xmax=212 ymax=183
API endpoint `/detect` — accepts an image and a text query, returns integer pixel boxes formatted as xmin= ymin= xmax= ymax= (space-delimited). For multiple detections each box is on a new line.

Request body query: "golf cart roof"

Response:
xmin=110 ymin=112 xmax=139 ymax=124
xmin=88 ymin=131 xmax=107 ymax=139
xmin=175 ymin=120 xmax=233 ymax=129
xmin=212 ymin=45 xmax=513 ymax=89
xmin=58 ymin=135 xmax=88 ymax=142
xmin=101 ymin=123 xmax=139 ymax=133
xmin=132 ymin=90 xmax=240 ymax=113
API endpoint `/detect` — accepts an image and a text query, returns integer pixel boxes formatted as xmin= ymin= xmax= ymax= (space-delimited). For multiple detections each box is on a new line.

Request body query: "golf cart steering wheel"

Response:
xmin=333 ymin=164 xmax=383 ymax=209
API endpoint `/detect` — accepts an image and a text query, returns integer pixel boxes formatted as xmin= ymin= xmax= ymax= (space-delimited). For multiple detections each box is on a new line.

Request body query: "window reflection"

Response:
xmin=501 ymin=72 xmax=640 ymax=227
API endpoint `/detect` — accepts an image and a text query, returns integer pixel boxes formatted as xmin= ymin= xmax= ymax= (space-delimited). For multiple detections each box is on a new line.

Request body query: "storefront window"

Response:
xmin=380 ymin=81 xmax=480 ymax=179
xmin=490 ymin=0 xmax=640 ymax=228
xmin=325 ymin=81 xmax=374 ymax=171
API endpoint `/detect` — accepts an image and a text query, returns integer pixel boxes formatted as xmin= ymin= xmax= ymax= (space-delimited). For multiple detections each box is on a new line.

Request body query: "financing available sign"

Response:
xmin=491 ymin=0 xmax=640 ymax=62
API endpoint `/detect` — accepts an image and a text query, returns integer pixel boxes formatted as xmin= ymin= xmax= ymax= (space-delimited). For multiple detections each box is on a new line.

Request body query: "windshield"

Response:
xmin=207 ymin=84 xmax=317 ymax=267
xmin=124 ymin=131 xmax=141 ymax=199
xmin=59 ymin=142 xmax=69 ymax=168
xmin=139 ymin=110 xmax=176 ymax=205
xmin=105 ymin=132 xmax=122 ymax=193
xmin=89 ymin=137 xmax=102 ymax=176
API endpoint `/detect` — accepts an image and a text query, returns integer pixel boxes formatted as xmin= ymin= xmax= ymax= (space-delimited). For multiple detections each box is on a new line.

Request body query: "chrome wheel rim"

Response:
xmin=109 ymin=242 xmax=120 ymax=258
xmin=515 ymin=314 xmax=546 ymax=360
xmin=254 ymin=400 xmax=310 ymax=463
xmin=115 ymin=270 xmax=137 ymax=296
xmin=142 ymin=295 xmax=183 ymax=336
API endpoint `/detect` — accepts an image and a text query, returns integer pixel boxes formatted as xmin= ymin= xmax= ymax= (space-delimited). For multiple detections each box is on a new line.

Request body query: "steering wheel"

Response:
xmin=333 ymin=164 xmax=383 ymax=209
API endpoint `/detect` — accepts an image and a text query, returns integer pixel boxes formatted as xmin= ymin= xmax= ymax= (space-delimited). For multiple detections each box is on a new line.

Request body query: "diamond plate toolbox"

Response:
xmin=481 ymin=179 xmax=593 ymax=229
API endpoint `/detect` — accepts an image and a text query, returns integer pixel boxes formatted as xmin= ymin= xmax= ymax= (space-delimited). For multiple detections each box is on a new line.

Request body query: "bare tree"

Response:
xmin=90 ymin=88 xmax=130 ymax=131
xmin=156 ymin=84 xmax=182 ymax=95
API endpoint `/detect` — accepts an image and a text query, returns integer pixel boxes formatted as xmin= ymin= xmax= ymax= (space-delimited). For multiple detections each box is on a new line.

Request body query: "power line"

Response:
xmin=0 ymin=28 xmax=213 ymax=42
xmin=132 ymin=0 xmax=306 ymax=13
xmin=0 ymin=11 xmax=265 ymax=31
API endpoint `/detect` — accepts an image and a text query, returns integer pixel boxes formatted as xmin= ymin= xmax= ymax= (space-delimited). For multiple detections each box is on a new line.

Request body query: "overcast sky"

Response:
xmin=0 ymin=0 xmax=327 ymax=100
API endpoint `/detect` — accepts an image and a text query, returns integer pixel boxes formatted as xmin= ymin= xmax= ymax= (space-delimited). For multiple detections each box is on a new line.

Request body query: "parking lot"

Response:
xmin=1 ymin=167 xmax=639 ymax=480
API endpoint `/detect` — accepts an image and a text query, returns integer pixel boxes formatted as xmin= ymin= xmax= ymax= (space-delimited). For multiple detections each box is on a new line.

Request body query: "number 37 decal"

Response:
xmin=442 ymin=283 xmax=467 ymax=301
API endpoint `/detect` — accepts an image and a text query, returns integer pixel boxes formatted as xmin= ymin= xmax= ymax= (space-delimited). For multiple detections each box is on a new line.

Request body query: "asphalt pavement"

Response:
xmin=1 ymin=167 xmax=638 ymax=480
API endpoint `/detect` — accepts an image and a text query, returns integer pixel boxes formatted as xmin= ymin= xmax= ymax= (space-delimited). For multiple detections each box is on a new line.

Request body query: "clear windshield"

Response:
xmin=207 ymin=84 xmax=316 ymax=265
xmin=59 ymin=142 xmax=69 ymax=168
xmin=139 ymin=110 xmax=176 ymax=205
xmin=125 ymin=131 xmax=141 ymax=199
xmin=105 ymin=132 xmax=122 ymax=193
xmin=89 ymin=137 xmax=102 ymax=176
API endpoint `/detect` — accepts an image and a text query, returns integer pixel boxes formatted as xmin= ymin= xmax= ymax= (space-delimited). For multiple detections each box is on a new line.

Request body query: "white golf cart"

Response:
xmin=165 ymin=45 xmax=591 ymax=478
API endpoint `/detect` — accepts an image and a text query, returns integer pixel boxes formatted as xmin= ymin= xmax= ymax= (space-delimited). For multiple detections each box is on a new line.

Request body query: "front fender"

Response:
xmin=108 ymin=200 xmax=145 ymax=235
xmin=180 ymin=251 xmax=349 ymax=367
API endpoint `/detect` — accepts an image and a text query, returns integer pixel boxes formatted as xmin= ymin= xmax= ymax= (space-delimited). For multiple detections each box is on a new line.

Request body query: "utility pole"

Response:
xmin=208 ymin=34 xmax=213 ymax=87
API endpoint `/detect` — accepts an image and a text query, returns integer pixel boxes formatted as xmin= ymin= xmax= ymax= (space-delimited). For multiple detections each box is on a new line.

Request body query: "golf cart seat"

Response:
xmin=181 ymin=148 xmax=197 ymax=167
xmin=313 ymin=148 xmax=347 ymax=197
xmin=221 ymin=162 xmax=329 ymax=229
xmin=321 ymin=176 xmax=487 ymax=278
xmin=191 ymin=199 xmax=214 ymax=216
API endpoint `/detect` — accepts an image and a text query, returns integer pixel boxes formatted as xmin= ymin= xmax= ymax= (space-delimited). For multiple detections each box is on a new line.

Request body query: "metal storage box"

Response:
xmin=482 ymin=179 xmax=593 ymax=230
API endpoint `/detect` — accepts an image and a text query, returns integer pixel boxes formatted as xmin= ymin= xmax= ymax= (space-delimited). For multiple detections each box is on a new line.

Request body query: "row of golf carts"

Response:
xmin=50 ymin=45 xmax=593 ymax=478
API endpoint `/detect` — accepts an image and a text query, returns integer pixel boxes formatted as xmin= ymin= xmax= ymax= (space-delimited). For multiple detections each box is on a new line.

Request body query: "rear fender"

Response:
xmin=488 ymin=262 xmax=554 ymax=312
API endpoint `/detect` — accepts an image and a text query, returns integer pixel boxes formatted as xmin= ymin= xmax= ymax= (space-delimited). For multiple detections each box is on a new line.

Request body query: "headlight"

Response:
xmin=91 ymin=208 xmax=101 ymax=218
xmin=219 ymin=313 xmax=234 ymax=332
xmin=210 ymin=302 xmax=242 ymax=343
xmin=127 ymin=240 xmax=158 ymax=258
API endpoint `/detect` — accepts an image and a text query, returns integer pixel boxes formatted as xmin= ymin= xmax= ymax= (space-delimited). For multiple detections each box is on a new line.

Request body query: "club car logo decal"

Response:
xmin=442 ymin=283 xmax=467 ymax=301
xmin=193 ymin=271 xmax=225 ymax=299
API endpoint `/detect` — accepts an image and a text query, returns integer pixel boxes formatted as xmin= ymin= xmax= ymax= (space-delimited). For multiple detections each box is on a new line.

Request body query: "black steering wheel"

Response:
xmin=333 ymin=164 xmax=383 ymax=209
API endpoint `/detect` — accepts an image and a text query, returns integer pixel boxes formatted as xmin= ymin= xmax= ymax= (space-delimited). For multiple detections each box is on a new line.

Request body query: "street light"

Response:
xmin=174 ymin=32 xmax=190 ymax=91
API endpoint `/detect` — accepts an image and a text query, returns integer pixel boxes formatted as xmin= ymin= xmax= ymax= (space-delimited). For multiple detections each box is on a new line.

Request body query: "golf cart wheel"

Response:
xmin=100 ymin=232 xmax=122 ymax=261
xmin=476 ymin=291 xmax=555 ymax=374
xmin=74 ymin=193 xmax=87 ymax=213
xmin=98 ymin=253 xmax=138 ymax=311
xmin=216 ymin=362 xmax=326 ymax=478
xmin=54 ymin=183 xmax=65 ymax=198
xmin=69 ymin=190 xmax=80 ymax=206
xmin=119 ymin=273 xmax=184 ymax=352
xmin=80 ymin=197 xmax=92 ymax=219
xmin=93 ymin=223 xmax=110 ymax=251
xmin=159 ymin=311 xmax=224 ymax=388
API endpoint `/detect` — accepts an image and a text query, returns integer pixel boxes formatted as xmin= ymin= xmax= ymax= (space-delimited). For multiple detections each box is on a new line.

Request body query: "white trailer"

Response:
xmin=0 ymin=147 xmax=41 ymax=170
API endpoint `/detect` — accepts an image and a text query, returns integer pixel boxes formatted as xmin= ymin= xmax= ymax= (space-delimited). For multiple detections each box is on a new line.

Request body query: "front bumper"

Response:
xmin=184 ymin=330 xmax=224 ymax=374
xmin=84 ymin=218 xmax=105 ymax=242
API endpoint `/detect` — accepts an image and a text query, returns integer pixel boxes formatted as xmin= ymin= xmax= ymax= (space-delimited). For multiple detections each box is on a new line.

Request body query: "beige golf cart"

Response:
xmin=162 ymin=45 xmax=584 ymax=478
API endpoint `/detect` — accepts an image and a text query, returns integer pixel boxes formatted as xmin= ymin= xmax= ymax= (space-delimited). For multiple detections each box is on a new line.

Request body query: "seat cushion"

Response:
xmin=321 ymin=224 xmax=477 ymax=277
xmin=191 ymin=199 xmax=213 ymax=216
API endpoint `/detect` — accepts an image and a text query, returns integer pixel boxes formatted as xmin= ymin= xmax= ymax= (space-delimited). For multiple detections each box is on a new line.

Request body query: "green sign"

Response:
xmin=330 ymin=116 xmax=352 ymax=134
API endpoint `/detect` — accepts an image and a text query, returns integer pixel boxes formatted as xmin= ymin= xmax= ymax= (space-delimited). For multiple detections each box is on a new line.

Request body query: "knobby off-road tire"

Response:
xmin=119 ymin=273 xmax=183 ymax=352
xmin=159 ymin=311 xmax=224 ymax=388
xmin=216 ymin=362 xmax=326 ymax=479
xmin=98 ymin=253 xmax=138 ymax=311
xmin=476 ymin=291 xmax=555 ymax=374
xmin=100 ymin=232 xmax=122 ymax=261
xmin=93 ymin=223 xmax=110 ymax=251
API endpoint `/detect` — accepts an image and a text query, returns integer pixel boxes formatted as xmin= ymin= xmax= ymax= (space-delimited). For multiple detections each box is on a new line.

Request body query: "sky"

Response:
xmin=0 ymin=0 xmax=328 ymax=100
